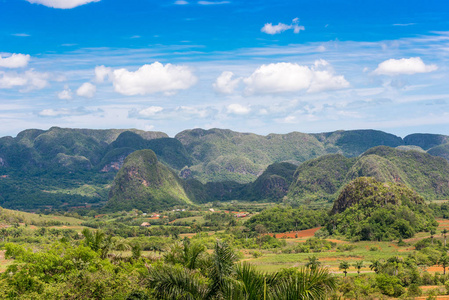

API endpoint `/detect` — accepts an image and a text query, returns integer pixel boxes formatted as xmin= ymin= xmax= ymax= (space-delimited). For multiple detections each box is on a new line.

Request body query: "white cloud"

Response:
xmin=213 ymin=71 xmax=240 ymax=94
xmin=38 ymin=108 xmax=71 ymax=117
xmin=198 ymin=1 xmax=230 ymax=5
xmin=11 ymin=33 xmax=30 ymax=37
xmin=111 ymin=62 xmax=197 ymax=96
xmin=243 ymin=61 xmax=349 ymax=94
xmin=26 ymin=0 xmax=100 ymax=9
xmin=261 ymin=23 xmax=292 ymax=35
xmin=94 ymin=65 xmax=112 ymax=83
xmin=0 ymin=69 xmax=49 ymax=91
xmin=76 ymin=82 xmax=96 ymax=98
xmin=138 ymin=106 xmax=163 ymax=117
xmin=373 ymin=57 xmax=438 ymax=76
xmin=308 ymin=59 xmax=350 ymax=93
xmin=261 ymin=18 xmax=304 ymax=35
xmin=58 ymin=86 xmax=73 ymax=100
xmin=177 ymin=106 xmax=211 ymax=118
xmin=0 ymin=54 xmax=30 ymax=68
xmin=38 ymin=107 xmax=93 ymax=117
xmin=227 ymin=103 xmax=250 ymax=115
xmin=175 ymin=0 xmax=189 ymax=4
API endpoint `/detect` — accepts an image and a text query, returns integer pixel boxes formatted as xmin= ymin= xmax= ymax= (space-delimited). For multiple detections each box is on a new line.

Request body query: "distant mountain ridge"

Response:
xmin=287 ymin=146 xmax=449 ymax=205
xmin=0 ymin=126 xmax=449 ymax=210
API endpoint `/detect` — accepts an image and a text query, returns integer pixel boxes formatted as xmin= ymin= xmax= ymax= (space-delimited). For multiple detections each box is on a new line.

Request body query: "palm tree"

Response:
xmin=387 ymin=256 xmax=403 ymax=276
xmin=0 ymin=228 xmax=8 ymax=242
xmin=271 ymin=267 xmax=336 ymax=300
xmin=354 ymin=261 xmax=364 ymax=276
xmin=82 ymin=228 xmax=113 ymax=259
xmin=131 ymin=243 xmax=142 ymax=260
xmin=442 ymin=229 xmax=448 ymax=247
xmin=431 ymin=228 xmax=437 ymax=244
xmin=369 ymin=259 xmax=383 ymax=274
xmin=114 ymin=238 xmax=131 ymax=258
xmin=305 ymin=256 xmax=321 ymax=271
xmin=440 ymin=254 xmax=449 ymax=275
xmin=182 ymin=241 xmax=206 ymax=270
xmin=146 ymin=264 xmax=208 ymax=300
xmin=207 ymin=240 xmax=238 ymax=299
xmin=231 ymin=262 xmax=278 ymax=300
xmin=339 ymin=261 xmax=350 ymax=277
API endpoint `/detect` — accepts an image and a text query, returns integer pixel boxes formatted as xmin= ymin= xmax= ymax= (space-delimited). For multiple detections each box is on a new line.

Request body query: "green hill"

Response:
xmin=106 ymin=150 xmax=192 ymax=212
xmin=312 ymin=129 xmax=403 ymax=157
xmin=404 ymin=133 xmax=449 ymax=150
xmin=287 ymin=154 xmax=356 ymax=204
xmin=428 ymin=143 xmax=449 ymax=161
xmin=288 ymin=146 xmax=449 ymax=205
xmin=174 ymin=128 xmax=404 ymax=183
xmin=0 ymin=126 xmax=448 ymax=211
xmin=238 ymin=162 xmax=298 ymax=201
xmin=327 ymin=177 xmax=437 ymax=241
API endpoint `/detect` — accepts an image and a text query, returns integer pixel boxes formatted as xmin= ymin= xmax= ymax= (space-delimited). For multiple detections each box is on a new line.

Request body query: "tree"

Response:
xmin=272 ymin=267 xmax=336 ymax=300
xmin=431 ymin=228 xmax=437 ymax=244
xmin=131 ymin=243 xmax=141 ymax=260
xmin=369 ymin=259 xmax=384 ymax=274
xmin=387 ymin=256 xmax=404 ymax=276
xmin=354 ymin=261 xmax=364 ymax=276
xmin=255 ymin=224 xmax=267 ymax=249
xmin=441 ymin=254 xmax=449 ymax=275
xmin=339 ymin=261 xmax=350 ymax=277
xmin=306 ymin=256 xmax=321 ymax=271
xmin=443 ymin=229 xmax=448 ymax=247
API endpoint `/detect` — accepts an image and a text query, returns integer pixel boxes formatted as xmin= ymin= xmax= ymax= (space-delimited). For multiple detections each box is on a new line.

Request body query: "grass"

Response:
xmin=1 ymin=208 xmax=84 ymax=226
xmin=46 ymin=184 xmax=110 ymax=198
xmin=170 ymin=216 xmax=205 ymax=225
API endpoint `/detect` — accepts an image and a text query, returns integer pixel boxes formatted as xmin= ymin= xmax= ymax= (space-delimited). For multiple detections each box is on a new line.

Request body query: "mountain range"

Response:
xmin=0 ymin=126 xmax=449 ymax=211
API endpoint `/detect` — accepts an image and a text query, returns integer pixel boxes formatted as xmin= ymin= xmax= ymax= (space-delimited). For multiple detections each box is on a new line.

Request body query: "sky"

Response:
xmin=0 ymin=0 xmax=449 ymax=138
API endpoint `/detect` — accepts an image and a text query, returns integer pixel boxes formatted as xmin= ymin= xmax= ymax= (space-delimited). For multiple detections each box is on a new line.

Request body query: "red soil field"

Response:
xmin=268 ymin=227 xmax=321 ymax=239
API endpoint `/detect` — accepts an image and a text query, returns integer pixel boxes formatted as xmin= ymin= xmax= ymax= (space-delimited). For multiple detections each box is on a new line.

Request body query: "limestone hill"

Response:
xmin=106 ymin=150 xmax=191 ymax=212
xmin=288 ymin=146 xmax=449 ymax=204
xmin=327 ymin=177 xmax=437 ymax=241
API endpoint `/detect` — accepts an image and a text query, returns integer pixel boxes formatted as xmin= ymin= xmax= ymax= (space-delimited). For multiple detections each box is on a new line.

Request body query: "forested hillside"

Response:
xmin=0 ymin=127 xmax=449 ymax=210
xmin=288 ymin=146 xmax=449 ymax=205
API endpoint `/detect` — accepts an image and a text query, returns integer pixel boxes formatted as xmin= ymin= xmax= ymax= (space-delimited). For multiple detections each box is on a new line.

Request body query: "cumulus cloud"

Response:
xmin=38 ymin=108 xmax=72 ymax=117
xmin=261 ymin=18 xmax=304 ymax=35
xmin=227 ymin=103 xmax=250 ymax=115
xmin=373 ymin=57 xmax=438 ymax=75
xmin=38 ymin=107 xmax=93 ymax=117
xmin=76 ymin=82 xmax=96 ymax=98
xmin=0 ymin=69 xmax=49 ymax=91
xmin=58 ymin=86 xmax=73 ymax=100
xmin=243 ymin=61 xmax=349 ymax=94
xmin=213 ymin=71 xmax=240 ymax=94
xmin=0 ymin=54 xmax=30 ymax=68
xmin=175 ymin=0 xmax=188 ymax=4
xmin=26 ymin=0 xmax=100 ymax=9
xmin=111 ymin=62 xmax=197 ymax=96
xmin=138 ymin=106 xmax=163 ymax=117
xmin=176 ymin=106 xmax=211 ymax=118
xmin=94 ymin=65 xmax=112 ymax=83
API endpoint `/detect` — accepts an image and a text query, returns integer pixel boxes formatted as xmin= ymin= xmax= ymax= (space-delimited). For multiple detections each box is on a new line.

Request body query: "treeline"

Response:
xmin=245 ymin=206 xmax=329 ymax=233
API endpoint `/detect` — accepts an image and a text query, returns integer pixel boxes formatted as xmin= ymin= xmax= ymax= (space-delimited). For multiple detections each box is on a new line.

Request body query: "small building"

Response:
xmin=140 ymin=222 xmax=151 ymax=227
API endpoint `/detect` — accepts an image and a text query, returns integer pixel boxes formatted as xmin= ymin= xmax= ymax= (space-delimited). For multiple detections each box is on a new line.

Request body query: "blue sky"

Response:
xmin=0 ymin=0 xmax=449 ymax=138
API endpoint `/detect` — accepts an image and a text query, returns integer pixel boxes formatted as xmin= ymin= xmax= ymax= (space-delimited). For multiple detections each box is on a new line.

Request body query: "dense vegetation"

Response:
xmin=288 ymin=146 xmax=449 ymax=204
xmin=1 ymin=126 xmax=449 ymax=211
xmin=106 ymin=150 xmax=191 ymax=212
xmin=245 ymin=206 xmax=328 ymax=233
xmin=327 ymin=177 xmax=438 ymax=241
